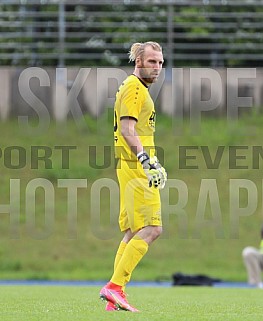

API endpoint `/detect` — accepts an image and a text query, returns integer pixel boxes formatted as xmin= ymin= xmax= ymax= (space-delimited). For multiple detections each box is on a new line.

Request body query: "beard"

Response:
xmin=138 ymin=63 xmax=159 ymax=84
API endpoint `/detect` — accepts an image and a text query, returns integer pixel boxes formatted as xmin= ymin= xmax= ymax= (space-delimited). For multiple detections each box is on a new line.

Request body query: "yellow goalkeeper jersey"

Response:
xmin=114 ymin=74 xmax=156 ymax=161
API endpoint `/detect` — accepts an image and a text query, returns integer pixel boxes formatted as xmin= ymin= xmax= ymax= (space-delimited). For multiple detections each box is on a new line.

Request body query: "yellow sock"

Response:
xmin=110 ymin=237 xmax=148 ymax=286
xmin=114 ymin=241 xmax=127 ymax=271
xmin=113 ymin=241 xmax=128 ymax=291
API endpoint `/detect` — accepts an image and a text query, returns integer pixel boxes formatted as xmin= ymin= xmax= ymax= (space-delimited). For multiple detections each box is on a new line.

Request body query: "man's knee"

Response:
xmin=154 ymin=226 xmax=163 ymax=237
xmin=150 ymin=226 xmax=163 ymax=241
xmin=136 ymin=225 xmax=163 ymax=244
xmin=122 ymin=229 xmax=135 ymax=243
xmin=242 ymin=246 xmax=258 ymax=260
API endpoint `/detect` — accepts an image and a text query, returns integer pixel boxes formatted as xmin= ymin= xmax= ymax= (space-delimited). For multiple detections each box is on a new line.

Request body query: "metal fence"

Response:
xmin=0 ymin=0 xmax=263 ymax=67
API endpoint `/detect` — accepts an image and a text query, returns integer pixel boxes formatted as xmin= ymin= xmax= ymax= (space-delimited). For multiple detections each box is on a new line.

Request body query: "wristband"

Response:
xmin=137 ymin=151 xmax=150 ymax=164
xmin=136 ymin=151 xmax=144 ymax=158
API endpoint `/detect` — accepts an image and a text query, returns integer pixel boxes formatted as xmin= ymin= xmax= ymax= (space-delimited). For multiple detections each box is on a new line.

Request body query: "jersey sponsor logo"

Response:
xmin=148 ymin=111 xmax=156 ymax=129
xmin=114 ymin=110 xmax=118 ymax=142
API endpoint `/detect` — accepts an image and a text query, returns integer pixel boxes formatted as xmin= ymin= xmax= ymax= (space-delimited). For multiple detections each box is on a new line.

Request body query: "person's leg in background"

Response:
xmin=242 ymin=246 xmax=263 ymax=288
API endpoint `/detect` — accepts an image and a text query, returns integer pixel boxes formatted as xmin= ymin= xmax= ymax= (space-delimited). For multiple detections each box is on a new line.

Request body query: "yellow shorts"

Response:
xmin=116 ymin=159 xmax=162 ymax=233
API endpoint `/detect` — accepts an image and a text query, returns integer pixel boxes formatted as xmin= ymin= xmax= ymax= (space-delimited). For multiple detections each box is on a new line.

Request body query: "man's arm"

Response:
xmin=120 ymin=117 xmax=167 ymax=189
xmin=120 ymin=117 xmax=143 ymax=156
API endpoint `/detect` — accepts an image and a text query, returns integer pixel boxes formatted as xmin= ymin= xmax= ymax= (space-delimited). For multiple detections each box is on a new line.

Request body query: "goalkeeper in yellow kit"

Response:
xmin=100 ymin=41 xmax=167 ymax=312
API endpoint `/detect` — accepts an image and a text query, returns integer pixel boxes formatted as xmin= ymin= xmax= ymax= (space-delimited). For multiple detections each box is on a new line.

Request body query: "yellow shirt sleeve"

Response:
xmin=119 ymin=81 xmax=145 ymax=120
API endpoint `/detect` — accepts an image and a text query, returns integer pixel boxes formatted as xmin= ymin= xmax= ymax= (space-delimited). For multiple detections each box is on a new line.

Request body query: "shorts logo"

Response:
xmin=151 ymin=209 xmax=161 ymax=222
xmin=151 ymin=217 xmax=161 ymax=222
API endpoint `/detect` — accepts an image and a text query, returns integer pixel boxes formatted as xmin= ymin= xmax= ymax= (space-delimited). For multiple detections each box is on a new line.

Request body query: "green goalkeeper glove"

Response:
xmin=137 ymin=152 xmax=167 ymax=189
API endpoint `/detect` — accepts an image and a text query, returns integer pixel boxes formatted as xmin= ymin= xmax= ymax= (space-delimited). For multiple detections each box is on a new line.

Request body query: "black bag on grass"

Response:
xmin=172 ymin=272 xmax=222 ymax=286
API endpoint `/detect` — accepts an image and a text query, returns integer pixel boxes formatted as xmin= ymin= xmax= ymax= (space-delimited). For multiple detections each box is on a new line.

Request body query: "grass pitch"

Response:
xmin=0 ymin=285 xmax=262 ymax=321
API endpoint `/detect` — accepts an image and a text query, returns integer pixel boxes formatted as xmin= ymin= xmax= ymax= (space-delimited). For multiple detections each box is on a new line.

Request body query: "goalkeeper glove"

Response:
xmin=137 ymin=151 xmax=167 ymax=189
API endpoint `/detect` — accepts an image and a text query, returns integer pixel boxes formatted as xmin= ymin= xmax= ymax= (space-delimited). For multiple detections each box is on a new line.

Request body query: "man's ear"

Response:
xmin=136 ymin=56 xmax=142 ymax=67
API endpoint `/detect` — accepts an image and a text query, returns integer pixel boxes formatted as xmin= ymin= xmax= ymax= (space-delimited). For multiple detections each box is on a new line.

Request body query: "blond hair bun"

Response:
xmin=128 ymin=43 xmax=143 ymax=62
xmin=128 ymin=41 xmax=162 ymax=63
